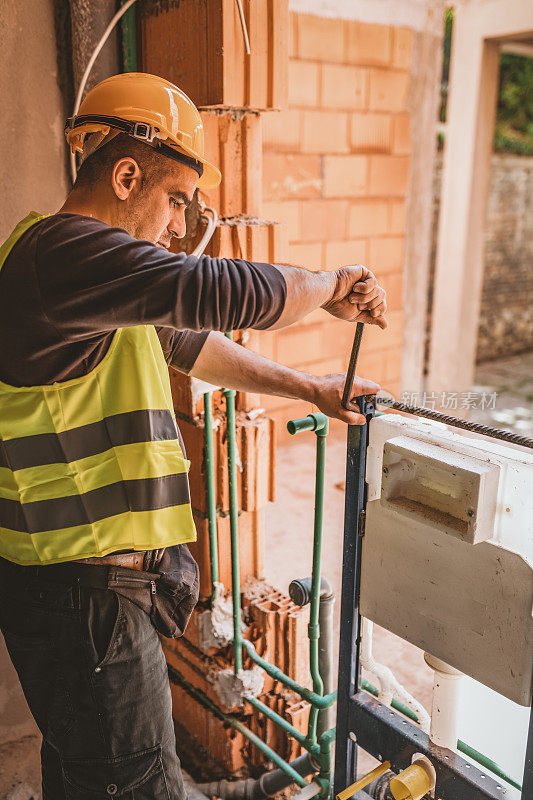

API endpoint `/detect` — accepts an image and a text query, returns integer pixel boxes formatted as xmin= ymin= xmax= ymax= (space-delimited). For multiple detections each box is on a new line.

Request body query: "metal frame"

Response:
xmin=333 ymin=400 xmax=532 ymax=800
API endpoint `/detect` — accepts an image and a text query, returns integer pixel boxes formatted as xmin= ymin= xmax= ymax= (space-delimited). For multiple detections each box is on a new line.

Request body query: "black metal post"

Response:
xmin=333 ymin=396 xmax=373 ymax=798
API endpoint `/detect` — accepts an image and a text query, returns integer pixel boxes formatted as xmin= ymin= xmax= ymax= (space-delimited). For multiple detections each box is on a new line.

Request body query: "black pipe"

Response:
xmin=289 ymin=576 xmax=335 ymax=736
xmin=365 ymin=770 xmax=396 ymax=799
xmin=197 ymin=752 xmax=318 ymax=800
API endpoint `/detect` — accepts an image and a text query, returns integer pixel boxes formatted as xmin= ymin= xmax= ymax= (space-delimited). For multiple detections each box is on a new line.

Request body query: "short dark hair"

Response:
xmin=73 ymin=133 xmax=169 ymax=190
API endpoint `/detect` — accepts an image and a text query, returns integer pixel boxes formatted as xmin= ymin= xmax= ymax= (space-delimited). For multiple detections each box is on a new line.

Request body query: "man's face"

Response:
xmin=119 ymin=160 xmax=199 ymax=248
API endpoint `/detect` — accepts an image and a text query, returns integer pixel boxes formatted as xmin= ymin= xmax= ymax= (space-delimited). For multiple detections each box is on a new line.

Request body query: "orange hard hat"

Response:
xmin=65 ymin=72 xmax=221 ymax=190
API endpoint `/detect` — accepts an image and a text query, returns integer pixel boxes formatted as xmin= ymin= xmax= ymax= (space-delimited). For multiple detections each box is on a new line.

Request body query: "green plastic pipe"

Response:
xmin=203 ymin=392 xmax=219 ymax=603
xmin=361 ymin=681 xmax=522 ymax=791
xmin=245 ymin=694 xmax=320 ymax=755
xmin=167 ymin=664 xmax=308 ymax=788
xmin=120 ymin=0 xmax=137 ymax=73
xmin=457 ymin=741 xmax=522 ymax=792
xmin=224 ymin=386 xmax=242 ymax=674
xmin=241 ymin=639 xmax=337 ymax=710
xmin=287 ymin=414 xmax=329 ymax=744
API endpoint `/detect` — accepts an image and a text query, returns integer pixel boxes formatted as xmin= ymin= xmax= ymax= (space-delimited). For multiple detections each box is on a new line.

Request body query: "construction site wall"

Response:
xmin=257 ymin=11 xmax=412 ymax=436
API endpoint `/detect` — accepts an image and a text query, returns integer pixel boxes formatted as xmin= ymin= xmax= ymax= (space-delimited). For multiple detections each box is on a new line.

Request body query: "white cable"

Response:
xmin=360 ymin=618 xmax=431 ymax=733
xmin=191 ymin=207 xmax=219 ymax=257
xmin=235 ymin=0 xmax=251 ymax=55
xmin=69 ymin=0 xmax=138 ymax=182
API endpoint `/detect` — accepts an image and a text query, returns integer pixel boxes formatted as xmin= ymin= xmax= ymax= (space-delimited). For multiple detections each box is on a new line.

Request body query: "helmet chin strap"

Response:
xmin=72 ymin=114 xmax=204 ymax=178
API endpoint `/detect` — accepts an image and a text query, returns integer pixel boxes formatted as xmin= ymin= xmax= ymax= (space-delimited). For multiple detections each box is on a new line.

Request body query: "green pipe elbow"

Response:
xmin=287 ymin=413 xmax=329 ymax=437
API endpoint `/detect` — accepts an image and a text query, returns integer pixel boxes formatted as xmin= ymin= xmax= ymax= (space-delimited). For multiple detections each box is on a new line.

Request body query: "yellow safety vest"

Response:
xmin=0 ymin=212 xmax=197 ymax=565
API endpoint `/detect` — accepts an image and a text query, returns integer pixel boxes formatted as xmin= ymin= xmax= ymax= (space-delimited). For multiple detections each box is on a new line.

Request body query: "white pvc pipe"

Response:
xmin=361 ymin=618 xmax=431 ymax=733
xmin=191 ymin=207 xmax=219 ymax=257
xmin=292 ymin=782 xmax=321 ymax=800
xmin=424 ymin=652 xmax=463 ymax=749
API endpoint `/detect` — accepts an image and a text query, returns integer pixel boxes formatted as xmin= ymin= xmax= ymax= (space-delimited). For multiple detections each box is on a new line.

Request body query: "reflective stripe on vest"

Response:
xmin=0 ymin=213 xmax=197 ymax=565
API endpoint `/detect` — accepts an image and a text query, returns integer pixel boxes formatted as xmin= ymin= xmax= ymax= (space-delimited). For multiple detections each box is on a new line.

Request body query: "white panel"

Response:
xmin=360 ymin=413 xmax=533 ymax=706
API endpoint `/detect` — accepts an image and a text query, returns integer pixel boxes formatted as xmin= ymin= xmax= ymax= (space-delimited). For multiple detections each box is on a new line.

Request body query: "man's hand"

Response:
xmin=312 ymin=373 xmax=380 ymax=425
xmin=322 ymin=265 xmax=387 ymax=329
xmin=191 ymin=333 xmax=380 ymax=426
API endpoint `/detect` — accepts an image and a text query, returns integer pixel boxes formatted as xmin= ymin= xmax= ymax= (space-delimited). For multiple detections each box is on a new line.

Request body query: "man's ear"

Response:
xmin=112 ymin=157 xmax=142 ymax=200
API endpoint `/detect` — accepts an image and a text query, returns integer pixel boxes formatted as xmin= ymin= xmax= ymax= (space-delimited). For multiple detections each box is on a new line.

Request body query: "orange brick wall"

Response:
xmin=259 ymin=13 xmax=412 ymax=437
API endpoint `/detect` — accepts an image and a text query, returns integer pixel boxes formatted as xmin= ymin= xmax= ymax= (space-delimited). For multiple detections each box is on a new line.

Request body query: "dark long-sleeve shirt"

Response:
xmin=0 ymin=213 xmax=286 ymax=387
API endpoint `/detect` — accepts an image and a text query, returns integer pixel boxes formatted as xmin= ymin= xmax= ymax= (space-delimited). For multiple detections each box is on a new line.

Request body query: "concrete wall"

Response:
xmin=0 ymin=0 xmax=68 ymax=746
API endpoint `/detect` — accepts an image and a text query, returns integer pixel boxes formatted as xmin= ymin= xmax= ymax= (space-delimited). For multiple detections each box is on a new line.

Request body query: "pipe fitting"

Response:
xmin=287 ymin=413 xmax=329 ymax=437
xmin=289 ymin=577 xmax=333 ymax=606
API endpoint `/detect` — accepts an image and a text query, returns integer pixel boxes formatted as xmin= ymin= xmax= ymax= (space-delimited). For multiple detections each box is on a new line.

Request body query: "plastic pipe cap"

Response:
xmin=389 ymin=757 xmax=436 ymax=800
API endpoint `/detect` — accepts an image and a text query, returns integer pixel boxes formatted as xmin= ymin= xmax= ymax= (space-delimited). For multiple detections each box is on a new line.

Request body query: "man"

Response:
xmin=0 ymin=73 xmax=386 ymax=798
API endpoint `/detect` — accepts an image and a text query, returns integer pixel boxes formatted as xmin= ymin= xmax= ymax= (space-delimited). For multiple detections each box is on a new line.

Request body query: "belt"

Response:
xmin=75 ymin=552 xmax=147 ymax=571
xmin=0 ymin=556 xmax=159 ymax=591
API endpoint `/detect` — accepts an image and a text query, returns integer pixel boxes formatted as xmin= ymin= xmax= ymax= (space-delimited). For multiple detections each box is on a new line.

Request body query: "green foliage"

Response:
xmin=494 ymin=54 xmax=533 ymax=154
xmin=439 ymin=8 xmax=454 ymax=123
xmin=440 ymin=10 xmax=533 ymax=154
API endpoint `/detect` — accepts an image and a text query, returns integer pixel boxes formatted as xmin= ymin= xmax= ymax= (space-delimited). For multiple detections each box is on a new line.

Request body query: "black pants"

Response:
xmin=0 ymin=561 xmax=186 ymax=799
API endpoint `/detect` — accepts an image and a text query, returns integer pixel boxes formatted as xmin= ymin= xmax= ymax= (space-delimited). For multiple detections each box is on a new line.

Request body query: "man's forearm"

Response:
xmin=269 ymin=265 xmax=336 ymax=330
xmin=189 ymin=331 xmax=318 ymax=403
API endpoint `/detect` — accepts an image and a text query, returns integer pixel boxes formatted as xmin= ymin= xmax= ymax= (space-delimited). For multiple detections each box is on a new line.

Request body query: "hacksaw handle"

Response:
xmin=341 ymin=322 xmax=364 ymax=410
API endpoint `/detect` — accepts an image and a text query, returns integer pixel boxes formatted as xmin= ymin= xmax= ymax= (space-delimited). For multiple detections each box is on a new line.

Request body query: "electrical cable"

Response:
xmin=69 ymin=0 xmax=138 ymax=182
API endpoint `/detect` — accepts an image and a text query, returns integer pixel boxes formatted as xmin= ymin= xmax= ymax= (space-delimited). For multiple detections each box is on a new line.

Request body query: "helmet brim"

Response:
xmin=165 ymin=140 xmax=221 ymax=190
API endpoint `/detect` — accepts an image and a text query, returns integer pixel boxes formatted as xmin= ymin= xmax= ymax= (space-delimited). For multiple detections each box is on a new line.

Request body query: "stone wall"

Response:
xmin=478 ymin=154 xmax=533 ymax=361
xmin=431 ymin=153 xmax=533 ymax=365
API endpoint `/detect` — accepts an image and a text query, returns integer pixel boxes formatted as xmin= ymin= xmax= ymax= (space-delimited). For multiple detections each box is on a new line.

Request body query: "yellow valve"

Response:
xmin=389 ymin=756 xmax=436 ymax=800
xmin=336 ymin=761 xmax=391 ymax=800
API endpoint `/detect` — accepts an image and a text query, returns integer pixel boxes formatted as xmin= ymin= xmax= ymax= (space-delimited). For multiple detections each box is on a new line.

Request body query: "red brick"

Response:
xmin=289 ymin=12 xmax=297 ymax=57
xmin=263 ymin=108 xmax=301 ymax=152
xmin=369 ymin=237 xmax=405 ymax=273
xmin=349 ymin=200 xmax=389 ymax=237
xmin=356 ymin=349 xmax=387 ymax=384
xmin=191 ymin=508 xmax=266 ymax=600
xmin=393 ymin=113 xmax=411 ymax=155
xmin=246 ymin=330 xmax=277 ymax=363
xmin=209 ymin=220 xmax=286 ymax=263
xmin=276 ymin=324 xmax=324 ymax=367
xmin=263 ymin=401 xmax=316 ymax=443
xmin=323 ymin=155 xmax=368 ymax=198
xmin=263 ymin=153 xmax=323 ymax=200
xmin=393 ymin=27 xmax=413 ymax=70
xmin=369 ymin=69 xmax=410 ymax=112
xmin=321 ymin=64 xmax=368 ymax=111
xmin=369 ymin=155 xmax=410 ymax=197
xmin=199 ymin=110 xmax=262 ymax=217
xmin=297 ymin=13 xmax=345 ymax=62
xmin=325 ymin=239 xmax=369 ymax=268
xmin=300 ymin=199 xmax=349 ymax=241
xmin=384 ymin=346 xmax=404 ymax=383
xmin=289 ymin=60 xmax=320 ymax=107
xmin=301 ymin=110 xmax=350 ymax=153
xmin=169 ymin=369 xmax=203 ymax=420
xmin=381 ymin=271 xmax=403 ymax=311
xmin=350 ymin=112 xmax=392 ymax=152
xmin=262 ymin=200 xmax=302 ymax=241
xmin=288 ymin=242 xmax=324 ymax=270
xmin=389 ymin=200 xmax=407 ymax=234
xmin=345 ymin=20 xmax=393 ymax=66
